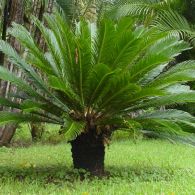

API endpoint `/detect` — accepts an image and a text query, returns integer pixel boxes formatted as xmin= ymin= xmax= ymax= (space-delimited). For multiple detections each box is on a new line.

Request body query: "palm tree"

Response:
xmin=108 ymin=0 xmax=182 ymax=19
xmin=108 ymin=0 xmax=195 ymax=45
xmin=1 ymin=14 xmax=195 ymax=175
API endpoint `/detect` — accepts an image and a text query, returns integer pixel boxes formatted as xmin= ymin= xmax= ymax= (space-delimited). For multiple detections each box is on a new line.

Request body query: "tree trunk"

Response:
xmin=30 ymin=123 xmax=44 ymax=141
xmin=0 ymin=0 xmax=24 ymax=146
xmin=0 ymin=0 xmax=12 ymax=100
xmin=70 ymin=129 xmax=105 ymax=176
xmin=0 ymin=0 xmax=9 ymax=64
xmin=29 ymin=0 xmax=54 ymax=141
xmin=0 ymin=124 xmax=17 ymax=146
xmin=28 ymin=0 xmax=46 ymax=141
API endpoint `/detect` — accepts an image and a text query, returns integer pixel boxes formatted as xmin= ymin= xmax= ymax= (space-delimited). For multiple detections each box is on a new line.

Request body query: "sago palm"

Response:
xmin=108 ymin=0 xmax=183 ymax=19
xmin=108 ymin=0 xmax=195 ymax=46
xmin=1 ymin=13 xmax=195 ymax=175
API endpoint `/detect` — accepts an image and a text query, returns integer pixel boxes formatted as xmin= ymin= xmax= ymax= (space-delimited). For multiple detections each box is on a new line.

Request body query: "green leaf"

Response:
xmin=0 ymin=97 xmax=20 ymax=109
xmin=63 ymin=119 xmax=84 ymax=141
xmin=0 ymin=112 xmax=60 ymax=126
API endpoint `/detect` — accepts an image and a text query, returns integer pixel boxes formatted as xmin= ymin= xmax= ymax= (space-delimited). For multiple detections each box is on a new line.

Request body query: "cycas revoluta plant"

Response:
xmin=108 ymin=0 xmax=195 ymax=46
xmin=108 ymin=0 xmax=183 ymax=19
xmin=1 ymin=13 xmax=195 ymax=175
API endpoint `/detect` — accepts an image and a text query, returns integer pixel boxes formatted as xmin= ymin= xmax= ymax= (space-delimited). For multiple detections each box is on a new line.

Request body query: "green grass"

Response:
xmin=0 ymin=140 xmax=195 ymax=195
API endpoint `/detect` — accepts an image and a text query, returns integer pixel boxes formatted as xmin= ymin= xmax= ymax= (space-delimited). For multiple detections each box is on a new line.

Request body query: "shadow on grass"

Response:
xmin=0 ymin=164 xmax=188 ymax=184
xmin=0 ymin=165 xmax=74 ymax=185
xmin=107 ymin=165 xmax=178 ymax=182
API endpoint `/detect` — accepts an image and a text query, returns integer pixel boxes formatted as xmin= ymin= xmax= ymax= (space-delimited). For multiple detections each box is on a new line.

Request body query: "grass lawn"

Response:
xmin=0 ymin=140 xmax=195 ymax=195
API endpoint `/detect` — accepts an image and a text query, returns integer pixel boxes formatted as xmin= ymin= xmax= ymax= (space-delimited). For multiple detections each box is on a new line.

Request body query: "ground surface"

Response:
xmin=0 ymin=140 xmax=195 ymax=195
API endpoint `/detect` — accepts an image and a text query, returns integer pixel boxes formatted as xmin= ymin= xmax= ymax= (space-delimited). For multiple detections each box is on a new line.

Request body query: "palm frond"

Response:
xmin=152 ymin=9 xmax=195 ymax=45
xmin=8 ymin=23 xmax=54 ymax=75
xmin=107 ymin=0 xmax=174 ymax=19
xmin=0 ymin=112 xmax=61 ymax=126
xmin=135 ymin=109 xmax=195 ymax=135
xmin=127 ymin=92 xmax=195 ymax=112
xmin=0 ymin=13 xmax=195 ymax=143
xmin=63 ymin=118 xmax=85 ymax=141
